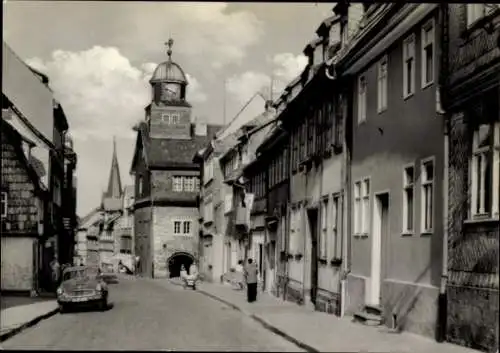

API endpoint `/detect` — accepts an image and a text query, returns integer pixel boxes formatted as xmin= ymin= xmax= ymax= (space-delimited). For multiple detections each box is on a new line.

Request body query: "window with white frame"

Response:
xmin=173 ymin=176 xmax=183 ymax=192
xmin=471 ymin=122 xmax=500 ymax=218
xmin=290 ymin=208 xmax=298 ymax=253
xmin=174 ymin=221 xmax=182 ymax=234
xmin=403 ymin=165 xmax=415 ymax=233
xmin=358 ymin=75 xmax=367 ymax=124
xmin=320 ymin=199 xmax=328 ymax=259
xmin=378 ymin=56 xmax=388 ymax=112
xmin=354 ymin=181 xmax=362 ymax=234
xmin=183 ymin=221 xmax=191 ymax=235
xmin=421 ymin=19 xmax=435 ymax=88
xmin=204 ymin=160 xmax=214 ymax=184
xmin=403 ymin=34 xmax=416 ymax=98
xmin=204 ymin=202 xmax=213 ymax=222
xmin=170 ymin=113 xmax=180 ymax=124
xmin=161 ymin=113 xmax=169 ymax=122
xmin=224 ymin=193 xmax=233 ymax=214
xmin=1 ymin=192 xmax=7 ymax=218
xmin=467 ymin=4 xmax=499 ymax=27
xmin=138 ymin=176 xmax=143 ymax=196
xmin=184 ymin=176 xmax=195 ymax=192
xmin=362 ymin=179 xmax=370 ymax=234
xmin=332 ymin=195 xmax=340 ymax=258
xmin=421 ymin=159 xmax=434 ymax=233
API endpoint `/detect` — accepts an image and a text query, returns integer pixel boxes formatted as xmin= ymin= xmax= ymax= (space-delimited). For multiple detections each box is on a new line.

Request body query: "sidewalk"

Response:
xmin=0 ymin=300 xmax=59 ymax=342
xmin=167 ymin=278 xmax=481 ymax=353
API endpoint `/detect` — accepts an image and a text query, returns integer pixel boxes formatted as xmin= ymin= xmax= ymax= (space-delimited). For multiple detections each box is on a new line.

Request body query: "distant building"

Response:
xmin=130 ymin=40 xmax=220 ymax=278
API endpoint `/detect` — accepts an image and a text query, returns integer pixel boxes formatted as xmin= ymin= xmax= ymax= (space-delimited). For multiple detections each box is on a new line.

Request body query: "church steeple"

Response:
xmin=104 ymin=136 xmax=122 ymax=198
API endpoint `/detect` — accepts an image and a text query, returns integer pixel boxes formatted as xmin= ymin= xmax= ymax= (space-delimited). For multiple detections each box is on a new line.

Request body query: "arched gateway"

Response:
xmin=167 ymin=252 xmax=195 ymax=278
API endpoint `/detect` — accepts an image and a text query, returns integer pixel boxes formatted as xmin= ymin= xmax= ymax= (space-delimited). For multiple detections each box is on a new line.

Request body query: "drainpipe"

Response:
xmin=339 ymin=92 xmax=349 ymax=318
xmin=437 ymin=3 xmax=449 ymax=343
xmin=325 ymin=62 xmax=350 ymax=317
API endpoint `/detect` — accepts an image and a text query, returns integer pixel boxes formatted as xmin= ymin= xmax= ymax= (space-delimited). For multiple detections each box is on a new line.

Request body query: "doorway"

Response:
xmin=167 ymin=252 xmax=194 ymax=278
xmin=371 ymin=192 xmax=389 ymax=306
xmin=307 ymin=208 xmax=319 ymax=306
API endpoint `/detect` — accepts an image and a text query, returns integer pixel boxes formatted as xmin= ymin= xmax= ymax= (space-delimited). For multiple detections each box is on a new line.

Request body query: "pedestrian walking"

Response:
xmin=135 ymin=255 xmax=140 ymax=276
xmin=244 ymin=258 xmax=258 ymax=303
xmin=50 ymin=257 xmax=60 ymax=292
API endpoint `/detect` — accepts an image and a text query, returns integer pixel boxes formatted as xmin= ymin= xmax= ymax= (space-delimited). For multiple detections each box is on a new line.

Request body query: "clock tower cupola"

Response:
xmin=147 ymin=39 xmax=193 ymax=140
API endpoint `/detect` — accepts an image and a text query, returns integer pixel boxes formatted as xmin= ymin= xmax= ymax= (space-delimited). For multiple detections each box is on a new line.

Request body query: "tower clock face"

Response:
xmin=161 ymin=83 xmax=181 ymax=101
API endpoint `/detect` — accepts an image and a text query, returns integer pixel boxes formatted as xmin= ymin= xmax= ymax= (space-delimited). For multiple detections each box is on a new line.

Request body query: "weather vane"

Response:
xmin=165 ymin=38 xmax=174 ymax=61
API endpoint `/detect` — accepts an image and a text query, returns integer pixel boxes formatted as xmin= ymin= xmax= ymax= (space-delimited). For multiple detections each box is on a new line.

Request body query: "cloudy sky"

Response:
xmin=3 ymin=1 xmax=334 ymax=217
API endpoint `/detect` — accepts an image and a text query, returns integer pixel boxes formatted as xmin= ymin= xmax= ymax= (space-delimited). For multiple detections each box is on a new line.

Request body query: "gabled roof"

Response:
xmin=130 ymin=122 xmax=221 ymax=172
xmin=1 ymin=119 xmax=46 ymax=195
xmin=78 ymin=207 xmax=102 ymax=229
xmin=316 ymin=15 xmax=341 ymax=37
xmin=303 ymin=37 xmax=323 ymax=55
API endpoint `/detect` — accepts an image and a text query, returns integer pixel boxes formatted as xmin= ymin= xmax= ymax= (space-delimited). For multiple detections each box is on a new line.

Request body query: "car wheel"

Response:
xmin=59 ymin=304 xmax=67 ymax=314
xmin=193 ymin=285 xmax=196 ymax=290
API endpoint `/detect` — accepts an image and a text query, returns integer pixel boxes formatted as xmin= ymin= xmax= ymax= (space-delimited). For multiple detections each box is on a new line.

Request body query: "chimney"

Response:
xmin=265 ymin=100 xmax=273 ymax=111
xmin=194 ymin=116 xmax=208 ymax=136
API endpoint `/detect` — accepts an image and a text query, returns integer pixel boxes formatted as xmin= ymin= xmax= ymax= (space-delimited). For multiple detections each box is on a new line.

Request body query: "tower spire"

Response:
xmin=105 ymin=136 xmax=122 ymax=198
xmin=165 ymin=38 xmax=174 ymax=62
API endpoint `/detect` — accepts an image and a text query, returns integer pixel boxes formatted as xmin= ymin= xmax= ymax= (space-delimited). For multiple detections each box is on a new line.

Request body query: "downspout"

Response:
xmin=325 ymin=62 xmax=351 ymax=317
xmin=437 ymin=3 xmax=449 ymax=343
xmin=150 ymin=170 xmax=155 ymax=279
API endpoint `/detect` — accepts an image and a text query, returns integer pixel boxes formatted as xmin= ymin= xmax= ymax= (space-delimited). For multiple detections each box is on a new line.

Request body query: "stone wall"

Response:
xmin=1 ymin=237 xmax=35 ymax=291
xmin=134 ymin=207 xmax=152 ymax=276
xmin=152 ymin=206 xmax=199 ymax=278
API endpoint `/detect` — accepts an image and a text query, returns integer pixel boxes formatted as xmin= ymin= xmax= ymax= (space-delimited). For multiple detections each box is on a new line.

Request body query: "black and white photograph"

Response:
xmin=1 ymin=2 xmax=499 ymax=352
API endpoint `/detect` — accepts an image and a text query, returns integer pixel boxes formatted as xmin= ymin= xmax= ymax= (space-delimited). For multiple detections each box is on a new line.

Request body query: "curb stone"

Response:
xmin=0 ymin=307 xmax=60 ymax=342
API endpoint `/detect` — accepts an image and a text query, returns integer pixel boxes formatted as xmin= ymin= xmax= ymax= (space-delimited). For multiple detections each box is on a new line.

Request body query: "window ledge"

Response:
xmin=353 ymin=233 xmax=369 ymax=238
xmin=377 ymin=107 xmax=387 ymax=114
xmin=464 ymin=216 xmax=500 ymax=225
xmin=421 ymin=230 xmax=433 ymax=236
xmin=402 ymin=231 xmax=414 ymax=236
xmin=422 ymin=80 xmax=434 ymax=90
xmin=403 ymin=92 xmax=414 ymax=101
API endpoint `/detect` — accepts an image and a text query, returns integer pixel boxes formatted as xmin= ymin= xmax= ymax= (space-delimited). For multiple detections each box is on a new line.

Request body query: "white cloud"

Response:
xmin=123 ymin=3 xmax=263 ymax=69
xmin=227 ymin=52 xmax=308 ymax=104
xmin=271 ymin=53 xmax=308 ymax=82
xmin=26 ymin=46 xmax=207 ymax=140
xmin=226 ymin=71 xmax=270 ymax=105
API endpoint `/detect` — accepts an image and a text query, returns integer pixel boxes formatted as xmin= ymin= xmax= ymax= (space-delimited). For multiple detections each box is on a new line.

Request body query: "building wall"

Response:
xmin=1 ymin=237 xmax=35 ymax=291
xmin=152 ymin=206 xmax=199 ymax=278
xmin=348 ymin=10 xmax=443 ymax=338
xmin=316 ymin=155 xmax=344 ymax=314
xmin=149 ymin=104 xmax=191 ymax=140
xmin=134 ymin=207 xmax=152 ymax=276
xmin=152 ymin=170 xmax=199 ymax=202
xmin=445 ymin=6 xmax=500 ymax=352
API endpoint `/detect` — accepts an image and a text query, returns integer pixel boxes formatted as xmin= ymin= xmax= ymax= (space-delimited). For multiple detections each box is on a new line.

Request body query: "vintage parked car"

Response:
xmin=57 ymin=266 xmax=108 ymax=313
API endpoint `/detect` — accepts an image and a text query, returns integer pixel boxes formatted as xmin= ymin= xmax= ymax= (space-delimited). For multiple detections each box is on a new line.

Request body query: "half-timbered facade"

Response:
xmin=443 ymin=4 xmax=500 ymax=352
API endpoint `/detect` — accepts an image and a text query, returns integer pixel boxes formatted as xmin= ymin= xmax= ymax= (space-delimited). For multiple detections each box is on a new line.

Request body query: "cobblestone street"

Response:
xmin=1 ymin=276 xmax=302 ymax=351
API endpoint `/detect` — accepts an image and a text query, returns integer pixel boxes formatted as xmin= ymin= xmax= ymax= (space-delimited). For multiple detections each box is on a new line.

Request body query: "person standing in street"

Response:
xmin=50 ymin=256 xmax=60 ymax=292
xmin=244 ymin=258 xmax=258 ymax=303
